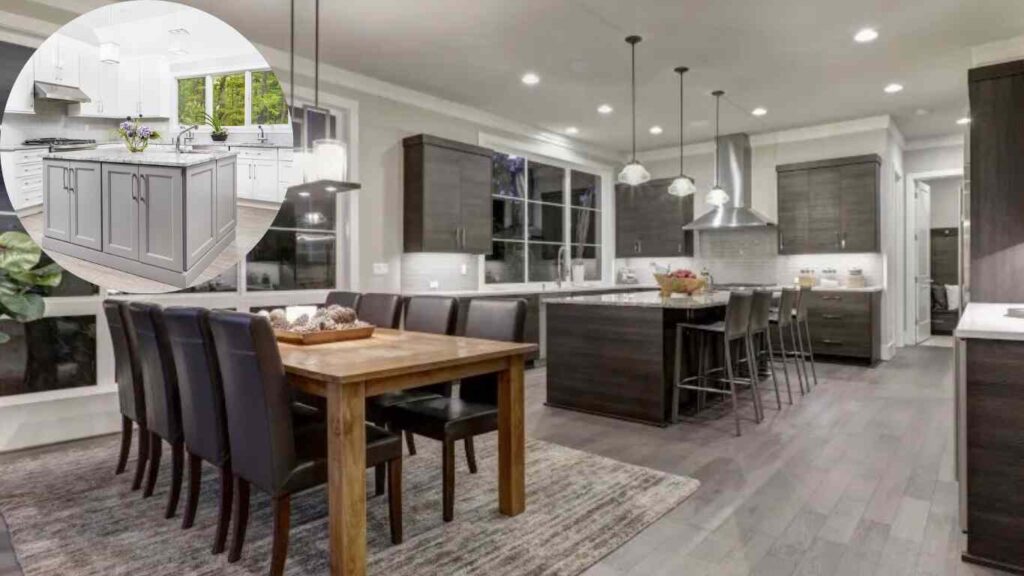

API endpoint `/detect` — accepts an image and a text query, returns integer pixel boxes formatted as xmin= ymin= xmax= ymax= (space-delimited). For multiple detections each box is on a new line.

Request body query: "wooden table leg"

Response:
xmin=497 ymin=355 xmax=526 ymax=516
xmin=327 ymin=382 xmax=367 ymax=575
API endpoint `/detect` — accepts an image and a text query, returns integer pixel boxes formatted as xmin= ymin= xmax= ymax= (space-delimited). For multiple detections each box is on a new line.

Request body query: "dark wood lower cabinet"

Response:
xmin=803 ymin=290 xmax=881 ymax=364
xmin=963 ymin=339 xmax=1024 ymax=574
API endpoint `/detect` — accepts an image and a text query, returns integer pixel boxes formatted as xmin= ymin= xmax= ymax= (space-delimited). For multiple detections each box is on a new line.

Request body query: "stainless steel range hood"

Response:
xmin=34 ymin=81 xmax=90 ymax=103
xmin=683 ymin=133 xmax=774 ymax=230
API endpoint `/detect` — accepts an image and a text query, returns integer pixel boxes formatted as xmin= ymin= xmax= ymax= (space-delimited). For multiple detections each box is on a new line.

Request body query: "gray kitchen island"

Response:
xmin=41 ymin=149 xmax=238 ymax=288
xmin=544 ymin=291 xmax=729 ymax=426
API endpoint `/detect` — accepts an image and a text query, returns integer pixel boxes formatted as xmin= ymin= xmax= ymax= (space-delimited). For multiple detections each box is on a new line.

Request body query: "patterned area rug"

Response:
xmin=0 ymin=434 xmax=698 ymax=575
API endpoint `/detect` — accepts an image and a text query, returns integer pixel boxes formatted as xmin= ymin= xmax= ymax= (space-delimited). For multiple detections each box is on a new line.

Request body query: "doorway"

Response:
xmin=903 ymin=171 xmax=964 ymax=348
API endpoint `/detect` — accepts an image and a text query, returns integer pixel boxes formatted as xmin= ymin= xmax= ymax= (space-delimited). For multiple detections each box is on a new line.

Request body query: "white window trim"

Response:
xmin=173 ymin=68 xmax=291 ymax=131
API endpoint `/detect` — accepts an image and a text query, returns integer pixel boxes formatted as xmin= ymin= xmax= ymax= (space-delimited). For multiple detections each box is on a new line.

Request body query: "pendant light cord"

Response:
xmin=678 ymin=70 xmax=685 ymax=175
xmin=290 ymin=0 xmax=295 ymax=112
xmin=631 ymin=39 xmax=637 ymax=162
xmin=314 ymin=0 xmax=320 ymax=108
xmin=713 ymin=91 xmax=722 ymax=188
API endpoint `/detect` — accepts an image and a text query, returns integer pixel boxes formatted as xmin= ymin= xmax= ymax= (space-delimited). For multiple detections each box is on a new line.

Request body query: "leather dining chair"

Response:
xmin=127 ymin=302 xmax=185 ymax=519
xmin=388 ymin=298 xmax=526 ymax=522
xmin=325 ymin=291 xmax=361 ymax=310
xmin=162 ymin=306 xmax=234 ymax=553
xmin=356 ymin=293 xmax=403 ymax=328
xmin=207 ymin=310 xmax=404 ymax=575
xmin=103 ymin=300 xmax=149 ymax=491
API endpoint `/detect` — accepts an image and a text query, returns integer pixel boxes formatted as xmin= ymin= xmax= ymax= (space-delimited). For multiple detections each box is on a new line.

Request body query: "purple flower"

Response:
xmin=119 ymin=120 xmax=133 ymax=132
xmin=138 ymin=126 xmax=153 ymax=139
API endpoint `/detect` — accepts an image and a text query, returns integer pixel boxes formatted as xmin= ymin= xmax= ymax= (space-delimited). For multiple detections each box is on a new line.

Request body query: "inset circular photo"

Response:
xmin=1 ymin=0 xmax=296 ymax=293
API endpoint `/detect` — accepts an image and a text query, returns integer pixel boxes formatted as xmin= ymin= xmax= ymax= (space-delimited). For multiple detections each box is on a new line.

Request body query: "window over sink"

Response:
xmin=175 ymin=68 xmax=289 ymax=128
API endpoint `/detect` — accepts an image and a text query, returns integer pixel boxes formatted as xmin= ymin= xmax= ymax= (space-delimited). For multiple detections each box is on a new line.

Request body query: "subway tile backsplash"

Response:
xmin=401 ymin=253 xmax=480 ymax=293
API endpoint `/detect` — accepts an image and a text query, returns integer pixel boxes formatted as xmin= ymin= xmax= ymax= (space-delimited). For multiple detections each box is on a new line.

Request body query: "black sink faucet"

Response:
xmin=257 ymin=125 xmax=267 ymax=143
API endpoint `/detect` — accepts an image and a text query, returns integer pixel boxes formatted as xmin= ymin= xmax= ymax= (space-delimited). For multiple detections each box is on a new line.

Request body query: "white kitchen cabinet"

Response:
xmin=69 ymin=47 xmax=120 ymax=118
xmin=232 ymin=147 xmax=282 ymax=202
xmin=43 ymin=160 xmax=101 ymax=250
xmin=117 ymin=57 xmax=168 ymax=118
xmin=118 ymin=61 xmax=140 ymax=117
xmin=33 ymin=34 xmax=79 ymax=87
xmin=6 ymin=63 xmax=35 ymax=114
xmin=0 ymin=149 xmax=46 ymax=210
xmin=43 ymin=161 xmax=71 ymax=242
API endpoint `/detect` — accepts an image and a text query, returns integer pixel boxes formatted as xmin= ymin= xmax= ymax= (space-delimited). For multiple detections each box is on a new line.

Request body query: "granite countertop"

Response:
xmin=766 ymin=284 xmax=882 ymax=293
xmin=545 ymin=290 xmax=731 ymax=309
xmin=0 ymin=144 xmax=50 ymax=151
xmin=406 ymin=284 xmax=658 ymax=298
xmin=955 ymin=303 xmax=1024 ymax=341
xmin=227 ymin=142 xmax=292 ymax=149
xmin=43 ymin=149 xmax=238 ymax=168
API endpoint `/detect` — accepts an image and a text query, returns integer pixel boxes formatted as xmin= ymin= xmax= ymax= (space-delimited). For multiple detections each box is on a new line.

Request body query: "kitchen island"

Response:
xmin=544 ymin=290 xmax=729 ymax=426
xmin=41 ymin=149 xmax=238 ymax=288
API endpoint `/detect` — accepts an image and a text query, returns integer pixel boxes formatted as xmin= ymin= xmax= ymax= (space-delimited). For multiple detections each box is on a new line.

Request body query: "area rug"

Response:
xmin=0 ymin=435 xmax=699 ymax=575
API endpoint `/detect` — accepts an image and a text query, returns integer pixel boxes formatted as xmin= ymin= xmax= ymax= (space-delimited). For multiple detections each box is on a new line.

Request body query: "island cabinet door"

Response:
xmin=68 ymin=161 xmax=102 ymax=250
xmin=102 ymin=164 xmax=140 ymax=260
xmin=215 ymin=156 xmax=237 ymax=238
xmin=138 ymin=165 xmax=184 ymax=271
xmin=43 ymin=160 xmax=71 ymax=242
xmin=184 ymin=162 xmax=217 ymax=269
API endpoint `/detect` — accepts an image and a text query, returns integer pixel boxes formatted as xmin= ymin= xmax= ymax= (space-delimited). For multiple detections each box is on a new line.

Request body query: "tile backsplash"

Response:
xmin=0 ymin=100 xmax=169 ymax=145
xmin=401 ymin=253 xmax=479 ymax=293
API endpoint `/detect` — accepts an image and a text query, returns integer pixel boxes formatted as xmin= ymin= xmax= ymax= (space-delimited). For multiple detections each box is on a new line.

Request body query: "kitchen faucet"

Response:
xmin=175 ymin=124 xmax=199 ymax=153
xmin=700 ymin=267 xmax=715 ymax=291
xmin=257 ymin=125 xmax=267 ymax=143
xmin=556 ymin=245 xmax=568 ymax=288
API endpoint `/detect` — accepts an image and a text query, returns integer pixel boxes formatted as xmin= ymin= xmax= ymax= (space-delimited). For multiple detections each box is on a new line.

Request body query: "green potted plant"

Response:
xmin=0 ymin=232 xmax=62 ymax=343
xmin=204 ymin=112 xmax=229 ymax=141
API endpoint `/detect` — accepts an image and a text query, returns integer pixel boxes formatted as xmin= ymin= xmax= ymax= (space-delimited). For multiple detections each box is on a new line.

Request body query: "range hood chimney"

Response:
xmin=683 ymin=133 xmax=773 ymax=230
xmin=34 ymin=81 xmax=91 ymax=104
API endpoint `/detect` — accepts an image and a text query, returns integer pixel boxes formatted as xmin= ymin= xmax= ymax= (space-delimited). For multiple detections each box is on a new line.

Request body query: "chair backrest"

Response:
xmin=723 ymin=291 xmax=753 ymax=341
xmin=459 ymin=299 xmax=527 ymax=405
xmin=103 ymin=300 xmax=145 ymax=426
xmin=326 ymin=291 xmax=361 ymax=310
xmin=795 ymin=287 xmax=811 ymax=321
xmin=403 ymin=296 xmax=458 ymax=335
xmin=163 ymin=307 xmax=230 ymax=467
xmin=748 ymin=290 xmax=773 ymax=334
xmin=778 ymin=288 xmax=799 ymax=327
xmin=127 ymin=302 xmax=182 ymax=443
xmin=357 ymin=293 xmax=403 ymax=328
xmin=208 ymin=310 xmax=297 ymax=495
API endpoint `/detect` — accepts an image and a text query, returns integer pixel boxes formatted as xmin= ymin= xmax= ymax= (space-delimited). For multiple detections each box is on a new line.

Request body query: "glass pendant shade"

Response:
xmin=705 ymin=185 xmax=730 ymax=207
xmin=298 ymin=139 xmax=348 ymax=186
xmin=618 ymin=161 xmax=651 ymax=186
xmin=668 ymin=174 xmax=696 ymax=197
xmin=99 ymin=42 xmax=120 ymax=64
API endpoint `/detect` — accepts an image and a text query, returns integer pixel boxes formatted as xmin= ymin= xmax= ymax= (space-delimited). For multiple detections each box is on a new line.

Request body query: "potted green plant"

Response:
xmin=0 ymin=232 xmax=62 ymax=343
xmin=204 ymin=112 xmax=229 ymax=141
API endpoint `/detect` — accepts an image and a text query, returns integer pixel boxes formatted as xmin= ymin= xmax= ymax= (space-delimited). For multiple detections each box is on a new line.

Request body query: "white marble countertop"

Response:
xmin=545 ymin=290 xmax=731 ymax=309
xmin=955 ymin=303 xmax=1024 ymax=341
xmin=405 ymin=284 xmax=658 ymax=298
xmin=43 ymin=149 xmax=238 ymax=168
xmin=0 ymin=144 xmax=50 ymax=151
xmin=765 ymin=284 xmax=882 ymax=293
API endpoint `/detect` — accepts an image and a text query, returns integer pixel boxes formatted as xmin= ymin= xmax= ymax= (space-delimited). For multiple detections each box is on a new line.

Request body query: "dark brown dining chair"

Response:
xmin=356 ymin=293 xmax=403 ymax=328
xmin=127 ymin=302 xmax=185 ymax=519
xmin=368 ymin=296 xmax=458 ymax=463
xmin=162 ymin=306 xmax=234 ymax=553
xmin=207 ymin=310 xmax=403 ymax=575
xmin=325 ymin=291 xmax=361 ymax=310
xmin=103 ymin=300 xmax=149 ymax=491
xmin=387 ymin=298 xmax=526 ymax=522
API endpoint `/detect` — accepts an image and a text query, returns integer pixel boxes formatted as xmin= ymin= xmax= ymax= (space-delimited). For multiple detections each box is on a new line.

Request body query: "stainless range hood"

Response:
xmin=34 ymin=81 xmax=90 ymax=103
xmin=683 ymin=133 xmax=774 ymax=230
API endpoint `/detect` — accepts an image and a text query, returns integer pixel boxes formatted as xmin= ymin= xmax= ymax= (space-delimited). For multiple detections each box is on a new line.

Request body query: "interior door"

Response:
xmin=915 ymin=181 xmax=932 ymax=343
xmin=68 ymin=161 xmax=102 ymax=250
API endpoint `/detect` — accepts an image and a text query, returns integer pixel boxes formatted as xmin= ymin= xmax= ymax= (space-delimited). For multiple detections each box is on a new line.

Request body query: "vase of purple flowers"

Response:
xmin=118 ymin=117 xmax=160 ymax=153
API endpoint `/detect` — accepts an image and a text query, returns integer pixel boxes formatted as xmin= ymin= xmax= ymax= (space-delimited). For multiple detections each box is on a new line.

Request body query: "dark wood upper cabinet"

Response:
xmin=776 ymin=154 xmax=880 ymax=254
xmin=615 ymin=178 xmax=695 ymax=257
xmin=403 ymin=134 xmax=493 ymax=254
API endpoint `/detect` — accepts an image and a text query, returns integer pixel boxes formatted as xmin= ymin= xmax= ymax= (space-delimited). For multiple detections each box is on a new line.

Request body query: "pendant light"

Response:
xmin=668 ymin=67 xmax=696 ymax=197
xmin=617 ymin=35 xmax=651 ymax=187
xmin=99 ymin=5 xmax=120 ymax=64
xmin=705 ymin=90 xmax=730 ymax=207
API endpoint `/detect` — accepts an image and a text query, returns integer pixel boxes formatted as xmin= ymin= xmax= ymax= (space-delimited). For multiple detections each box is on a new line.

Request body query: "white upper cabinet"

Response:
xmin=69 ymin=45 xmax=121 ymax=118
xmin=33 ymin=34 xmax=81 ymax=87
xmin=117 ymin=57 xmax=168 ymax=118
xmin=6 ymin=61 xmax=35 ymax=114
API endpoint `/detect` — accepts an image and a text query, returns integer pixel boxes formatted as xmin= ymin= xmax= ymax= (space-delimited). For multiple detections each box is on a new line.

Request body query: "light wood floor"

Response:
xmin=18 ymin=204 xmax=277 ymax=294
xmin=0 ymin=347 xmax=1006 ymax=576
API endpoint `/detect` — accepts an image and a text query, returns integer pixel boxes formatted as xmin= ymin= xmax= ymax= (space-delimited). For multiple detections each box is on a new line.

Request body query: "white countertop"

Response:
xmin=0 ymin=145 xmax=49 ymax=151
xmin=405 ymin=284 xmax=658 ymax=298
xmin=43 ymin=149 xmax=238 ymax=168
xmin=767 ymin=284 xmax=882 ymax=293
xmin=955 ymin=303 xmax=1024 ymax=341
xmin=546 ymin=290 xmax=731 ymax=310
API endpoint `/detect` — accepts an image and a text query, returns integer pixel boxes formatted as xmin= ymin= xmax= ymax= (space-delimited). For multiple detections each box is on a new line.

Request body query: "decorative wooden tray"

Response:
xmin=274 ymin=324 xmax=375 ymax=345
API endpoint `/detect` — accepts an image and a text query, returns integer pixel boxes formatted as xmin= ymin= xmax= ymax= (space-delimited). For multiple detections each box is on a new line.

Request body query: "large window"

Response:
xmin=251 ymin=71 xmax=288 ymax=125
xmin=486 ymin=152 xmax=604 ymax=284
xmin=176 ymin=69 xmax=289 ymax=128
xmin=176 ymin=76 xmax=205 ymax=126
xmin=212 ymin=73 xmax=246 ymax=126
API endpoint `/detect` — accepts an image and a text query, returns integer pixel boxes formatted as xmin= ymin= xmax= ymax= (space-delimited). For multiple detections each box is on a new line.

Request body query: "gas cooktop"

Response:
xmin=23 ymin=138 xmax=97 ymax=146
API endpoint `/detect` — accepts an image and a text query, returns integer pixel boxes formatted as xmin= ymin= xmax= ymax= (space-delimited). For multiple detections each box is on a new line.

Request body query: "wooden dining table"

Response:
xmin=277 ymin=328 xmax=537 ymax=576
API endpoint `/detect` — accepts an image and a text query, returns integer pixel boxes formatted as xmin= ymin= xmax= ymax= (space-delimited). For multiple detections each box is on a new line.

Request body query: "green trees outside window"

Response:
xmin=212 ymin=72 xmax=246 ymax=126
xmin=252 ymin=70 xmax=288 ymax=125
xmin=177 ymin=77 xmax=205 ymax=126
xmin=178 ymin=70 xmax=289 ymax=127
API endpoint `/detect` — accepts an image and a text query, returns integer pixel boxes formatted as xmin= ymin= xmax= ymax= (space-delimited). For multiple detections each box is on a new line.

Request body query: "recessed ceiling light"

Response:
xmin=565 ymin=126 xmax=579 ymax=135
xmin=521 ymin=72 xmax=540 ymax=86
xmin=649 ymin=125 xmax=663 ymax=135
xmin=956 ymin=117 xmax=971 ymax=125
xmin=597 ymin=104 xmax=613 ymax=114
xmin=854 ymin=28 xmax=879 ymax=43
xmin=884 ymin=83 xmax=904 ymax=94
xmin=751 ymin=107 xmax=768 ymax=117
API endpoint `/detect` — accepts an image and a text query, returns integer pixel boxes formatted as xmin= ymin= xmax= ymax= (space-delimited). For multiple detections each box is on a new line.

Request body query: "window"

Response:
xmin=212 ymin=72 xmax=246 ymax=126
xmin=246 ymin=188 xmax=337 ymax=291
xmin=486 ymin=153 xmax=604 ymax=284
xmin=0 ymin=315 xmax=97 ymax=397
xmin=177 ymin=76 xmax=205 ymax=126
xmin=251 ymin=71 xmax=288 ymax=125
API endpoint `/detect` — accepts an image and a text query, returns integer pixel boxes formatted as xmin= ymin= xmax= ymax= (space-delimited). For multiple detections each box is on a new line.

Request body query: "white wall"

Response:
xmin=927 ymin=176 xmax=962 ymax=229
xmin=904 ymin=139 xmax=965 ymax=175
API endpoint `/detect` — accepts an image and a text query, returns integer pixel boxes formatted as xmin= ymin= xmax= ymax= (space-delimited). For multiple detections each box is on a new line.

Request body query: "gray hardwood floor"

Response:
xmin=0 ymin=346 xmax=1006 ymax=575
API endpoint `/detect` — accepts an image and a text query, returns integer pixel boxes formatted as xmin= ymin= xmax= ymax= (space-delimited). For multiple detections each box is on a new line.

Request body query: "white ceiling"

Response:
xmin=25 ymin=0 xmax=1024 ymax=152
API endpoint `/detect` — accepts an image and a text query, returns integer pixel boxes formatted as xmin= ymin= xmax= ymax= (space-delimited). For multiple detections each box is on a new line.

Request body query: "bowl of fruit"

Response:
xmin=654 ymin=269 xmax=705 ymax=297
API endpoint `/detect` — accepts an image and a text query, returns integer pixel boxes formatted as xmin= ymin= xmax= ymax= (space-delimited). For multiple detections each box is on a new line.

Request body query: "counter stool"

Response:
xmin=794 ymin=288 xmax=819 ymax=389
xmin=769 ymin=288 xmax=805 ymax=397
xmin=672 ymin=291 xmax=761 ymax=436
xmin=749 ymin=290 xmax=786 ymax=409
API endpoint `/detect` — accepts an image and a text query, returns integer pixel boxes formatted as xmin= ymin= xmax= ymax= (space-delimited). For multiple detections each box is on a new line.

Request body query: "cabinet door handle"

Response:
xmin=72 ymin=169 xmax=77 ymax=194
xmin=821 ymin=295 xmax=842 ymax=301
xmin=841 ymin=232 xmax=846 ymax=250
xmin=822 ymin=339 xmax=844 ymax=345
xmin=141 ymin=175 xmax=147 ymax=203
xmin=131 ymin=174 xmax=138 ymax=200
xmin=821 ymin=314 xmax=843 ymax=320
xmin=62 ymin=167 xmax=68 ymax=191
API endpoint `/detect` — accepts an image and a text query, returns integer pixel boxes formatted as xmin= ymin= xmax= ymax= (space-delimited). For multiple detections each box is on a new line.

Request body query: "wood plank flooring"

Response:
xmin=0 ymin=346 xmax=1007 ymax=575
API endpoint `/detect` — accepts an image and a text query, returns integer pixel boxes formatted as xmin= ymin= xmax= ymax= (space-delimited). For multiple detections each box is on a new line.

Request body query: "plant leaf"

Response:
xmin=0 ymin=232 xmax=42 ymax=273
xmin=0 ymin=293 xmax=44 ymax=322
xmin=8 ymin=263 xmax=63 ymax=288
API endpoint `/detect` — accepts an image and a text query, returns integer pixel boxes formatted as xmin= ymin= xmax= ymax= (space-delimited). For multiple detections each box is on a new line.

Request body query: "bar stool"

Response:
xmin=769 ymin=288 xmax=805 ymax=397
xmin=794 ymin=288 xmax=819 ymax=389
xmin=748 ymin=290 xmax=786 ymax=409
xmin=672 ymin=291 xmax=761 ymax=436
